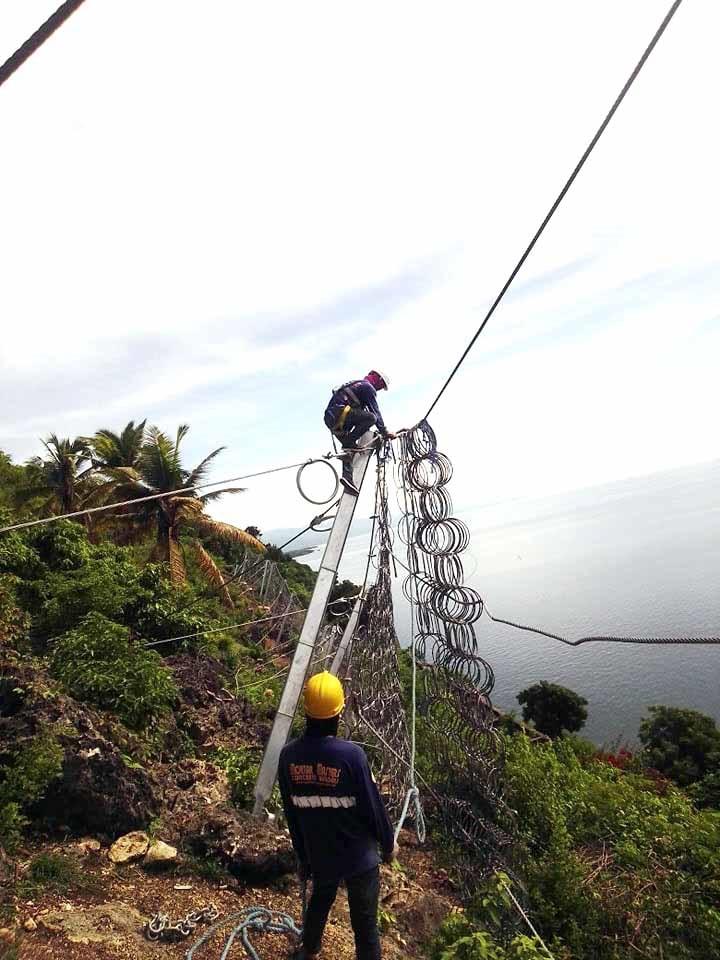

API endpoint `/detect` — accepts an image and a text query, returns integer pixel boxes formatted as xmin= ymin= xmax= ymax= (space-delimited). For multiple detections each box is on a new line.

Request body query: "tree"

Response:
xmin=517 ymin=681 xmax=588 ymax=738
xmin=105 ymin=424 xmax=263 ymax=605
xmin=87 ymin=420 xmax=146 ymax=469
xmin=639 ymin=705 xmax=720 ymax=787
xmin=28 ymin=435 xmax=94 ymax=514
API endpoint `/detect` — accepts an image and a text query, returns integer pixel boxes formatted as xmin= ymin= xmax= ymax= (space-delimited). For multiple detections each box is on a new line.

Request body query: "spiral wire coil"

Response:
xmin=397 ymin=420 xmax=514 ymax=892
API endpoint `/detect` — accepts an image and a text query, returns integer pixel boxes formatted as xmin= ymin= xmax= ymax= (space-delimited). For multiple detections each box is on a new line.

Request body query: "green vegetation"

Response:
xmin=18 ymin=853 xmax=96 ymax=897
xmin=213 ymin=745 xmax=281 ymax=812
xmin=0 ymin=731 xmax=63 ymax=848
xmin=183 ymin=852 xmax=228 ymax=882
xmin=2 ymin=428 xmax=719 ymax=960
xmin=502 ymin=735 xmax=718 ymax=958
xmin=214 ymin=746 xmax=258 ymax=807
xmin=639 ymin=704 xmax=720 ymax=786
xmin=50 ymin=612 xmax=178 ymax=729
xmin=516 ymin=681 xmax=588 ymax=738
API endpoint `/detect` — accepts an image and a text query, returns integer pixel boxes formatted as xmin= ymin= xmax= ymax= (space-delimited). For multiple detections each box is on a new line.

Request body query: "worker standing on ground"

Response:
xmin=279 ymin=671 xmax=397 ymax=960
xmin=324 ymin=370 xmax=396 ymax=495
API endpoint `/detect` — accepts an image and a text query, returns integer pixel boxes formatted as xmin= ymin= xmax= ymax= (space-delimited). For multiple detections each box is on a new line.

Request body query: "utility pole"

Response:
xmin=253 ymin=436 xmax=375 ymax=815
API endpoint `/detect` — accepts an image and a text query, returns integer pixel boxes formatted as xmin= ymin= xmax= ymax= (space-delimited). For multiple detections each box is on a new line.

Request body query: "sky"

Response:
xmin=1 ymin=0 xmax=718 ymax=538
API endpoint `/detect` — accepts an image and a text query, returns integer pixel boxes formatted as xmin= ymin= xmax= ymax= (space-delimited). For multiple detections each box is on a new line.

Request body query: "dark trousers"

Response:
xmin=303 ymin=866 xmax=381 ymax=960
xmin=326 ymin=409 xmax=377 ymax=481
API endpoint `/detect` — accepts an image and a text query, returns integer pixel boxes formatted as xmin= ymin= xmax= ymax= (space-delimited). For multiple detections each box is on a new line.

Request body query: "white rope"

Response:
xmin=143 ymin=609 xmax=306 ymax=648
xmin=393 ymin=444 xmax=426 ymax=843
xmin=499 ymin=877 xmax=556 ymax=960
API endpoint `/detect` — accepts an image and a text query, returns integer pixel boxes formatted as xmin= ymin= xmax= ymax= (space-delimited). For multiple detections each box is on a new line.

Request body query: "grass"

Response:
xmin=183 ymin=853 xmax=228 ymax=882
xmin=17 ymin=853 xmax=99 ymax=897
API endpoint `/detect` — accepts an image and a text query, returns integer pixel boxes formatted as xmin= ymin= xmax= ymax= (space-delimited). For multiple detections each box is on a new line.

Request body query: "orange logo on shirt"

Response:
xmin=289 ymin=762 xmax=341 ymax=787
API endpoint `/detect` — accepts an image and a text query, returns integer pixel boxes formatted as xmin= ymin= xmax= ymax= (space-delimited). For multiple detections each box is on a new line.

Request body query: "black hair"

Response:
xmin=305 ymin=714 xmax=340 ymax=737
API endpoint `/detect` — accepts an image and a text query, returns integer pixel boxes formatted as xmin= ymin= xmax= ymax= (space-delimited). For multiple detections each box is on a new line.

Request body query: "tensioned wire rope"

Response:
xmin=0 ymin=445 xmax=368 ymax=536
xmin=423 ymin=0 xmax=685 ymax=421
xmin=390 ymin=547 xmax=720 ymax=647
xmin=0 ymin=0 xmax=87 ymax=89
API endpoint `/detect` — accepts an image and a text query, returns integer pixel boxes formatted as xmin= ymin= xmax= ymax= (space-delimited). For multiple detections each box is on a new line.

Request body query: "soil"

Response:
xmin=0 ymin=652 xmax=460 ymax=960
xmin=4 ymin=834 xmax=457 ymax=960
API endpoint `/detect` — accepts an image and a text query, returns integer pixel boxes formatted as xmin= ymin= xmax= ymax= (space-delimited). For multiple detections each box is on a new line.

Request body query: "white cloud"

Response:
xmin=0 ymin=0 xmax=718 ymax=532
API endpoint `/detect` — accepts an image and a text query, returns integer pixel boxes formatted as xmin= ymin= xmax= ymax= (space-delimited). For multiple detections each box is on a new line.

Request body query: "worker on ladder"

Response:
xmin=324 ymin=370 xmax=396 ymax=495
xmin=279 ymin=671 xmax=398 ymax=960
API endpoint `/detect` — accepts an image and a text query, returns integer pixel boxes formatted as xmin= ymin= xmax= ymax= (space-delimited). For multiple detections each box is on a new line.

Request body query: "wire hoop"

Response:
xmin=296 ymin=459 xmax=340 ymax=505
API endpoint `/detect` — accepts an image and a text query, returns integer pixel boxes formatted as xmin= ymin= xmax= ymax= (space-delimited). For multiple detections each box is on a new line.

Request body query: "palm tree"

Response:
xmin=88 ymin=420 xmax=147 ymax=469
xmin=28 ymin=434 xmax=94 ymax=514
xmin=109 ymin=424 xmax=264 ymax=607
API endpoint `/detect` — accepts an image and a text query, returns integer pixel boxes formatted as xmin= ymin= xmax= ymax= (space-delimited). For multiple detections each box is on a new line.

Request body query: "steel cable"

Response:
xmin=423 ymin=0 xmax=685 ymax=419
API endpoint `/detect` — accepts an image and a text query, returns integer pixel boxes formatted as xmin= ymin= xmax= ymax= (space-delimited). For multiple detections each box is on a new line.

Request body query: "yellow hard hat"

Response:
xmin=304 ymin=671 xmax=345 ymax=720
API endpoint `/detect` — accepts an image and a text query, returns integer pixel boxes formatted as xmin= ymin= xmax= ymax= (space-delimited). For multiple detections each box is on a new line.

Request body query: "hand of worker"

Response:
xmin=383 ymin=842 xmax=400 ymax=864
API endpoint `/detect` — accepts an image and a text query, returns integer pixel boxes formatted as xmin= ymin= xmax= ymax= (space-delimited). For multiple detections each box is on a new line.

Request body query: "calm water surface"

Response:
xmin=307 ymin=461 xmax=720 ymax=745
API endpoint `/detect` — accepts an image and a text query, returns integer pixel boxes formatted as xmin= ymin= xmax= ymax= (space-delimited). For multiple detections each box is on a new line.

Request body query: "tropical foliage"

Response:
xmin=50 ymin=612 xmax=178 ymax=730
xmin=516 ymin=681 xmax=588 ymax=738
xmin=639 ymin=704 xmax=720 ymax=787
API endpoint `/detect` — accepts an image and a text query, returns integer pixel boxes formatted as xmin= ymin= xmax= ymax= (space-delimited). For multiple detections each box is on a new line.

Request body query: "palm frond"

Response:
xmin=192 ymin=543 xmax=234 ymax=608
xmin=140 ymin=428 xmax=185 ymax=491
xmin=186 ymin=447 xmax=226 ymax=488
xmin=167 ymin=534 xmax=187 ymax=585
xmin=198 ymin=486 xmax=246 ymax=503
xmin=192 ymin=514 xmax=266 ymax=552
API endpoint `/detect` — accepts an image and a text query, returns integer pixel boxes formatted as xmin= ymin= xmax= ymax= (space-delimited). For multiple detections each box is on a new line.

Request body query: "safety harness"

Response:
xmin=331 ymin=381 xmax=363 ymax=432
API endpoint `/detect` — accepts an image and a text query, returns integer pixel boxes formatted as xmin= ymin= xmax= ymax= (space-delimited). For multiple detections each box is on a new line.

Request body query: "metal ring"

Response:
xmin=296 ymin=459 xmax=340 ymax=505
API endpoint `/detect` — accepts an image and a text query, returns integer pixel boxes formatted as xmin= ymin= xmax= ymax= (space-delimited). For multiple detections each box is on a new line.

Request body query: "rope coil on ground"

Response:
xmin=185 ymin=905 xmax=303 ymax=960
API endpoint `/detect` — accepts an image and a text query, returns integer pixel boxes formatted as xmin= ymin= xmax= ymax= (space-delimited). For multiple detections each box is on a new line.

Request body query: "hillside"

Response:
xmin=1 ymin=434 xmax=719 ymax=960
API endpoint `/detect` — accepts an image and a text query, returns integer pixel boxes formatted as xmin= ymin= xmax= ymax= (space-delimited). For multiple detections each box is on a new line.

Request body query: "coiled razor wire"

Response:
xmin=398 ymin=420 xmax=514 ymax=893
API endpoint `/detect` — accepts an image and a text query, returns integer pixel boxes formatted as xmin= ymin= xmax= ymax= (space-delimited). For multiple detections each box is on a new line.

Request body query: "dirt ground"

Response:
xmin=3 ymin=834 xmax=458 ymax=960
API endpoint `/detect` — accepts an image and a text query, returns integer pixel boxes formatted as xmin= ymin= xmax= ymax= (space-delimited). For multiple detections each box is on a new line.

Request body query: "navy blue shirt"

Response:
xmin=325 ymin=378 xmax=388 ymax=436
xmin=278 ymin=734 xmax=395 ymax=881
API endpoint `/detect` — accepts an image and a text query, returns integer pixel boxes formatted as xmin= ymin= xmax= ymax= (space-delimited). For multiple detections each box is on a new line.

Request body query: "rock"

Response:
xmin=74 ymin=838 xmax=101 ymax=856
xmin=144 ymin=840 xmax=177 ymax=867
xmin=23 ymin=918 xmax=37 ymax=931
xmin=0 ymin=928 xmax=14 ymax=943
xmin=108 ymin=831 xmax=150 ymax=864
xmin=38 ymin=901 xmax=145 ymax=947
xmin=0 ymin=659 xmax=160 ymax=838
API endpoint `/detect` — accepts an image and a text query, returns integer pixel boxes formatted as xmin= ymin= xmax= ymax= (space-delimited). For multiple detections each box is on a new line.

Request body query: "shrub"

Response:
xmin=27 ymin=521 xmax=90 ymax=571
xmin=499 ymin=733 xmax=720 ymax=959
xmin=36 ymin=544 xmax=140 ymax=637
xmin=0 ymin=731 xmax=63 ymax=848
xmin=213 ymin=746 xmax=258 ymax=808
xmin=50 ymin=612 xmax=177 ymax=729
xmin=0 ymin=578 xmax=30 ymax=647
xmin=214 ymin=746 xmax=280 ymax=812
xmin=688 ymin=770 xmax=720 ymax=809
xmin=516 ymin=682 xmax=588 ymax=738
xmin=123 ymin=564 xmax=217 ymax=647
xmin=429 ymin=910 xmax=548 ymax=960
xmin=639 ymin=705 xmax=720 ymax=787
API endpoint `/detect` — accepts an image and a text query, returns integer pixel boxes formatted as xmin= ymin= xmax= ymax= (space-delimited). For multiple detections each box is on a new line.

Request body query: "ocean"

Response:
xmin=304 ymin=460 xmax=720 ymax=745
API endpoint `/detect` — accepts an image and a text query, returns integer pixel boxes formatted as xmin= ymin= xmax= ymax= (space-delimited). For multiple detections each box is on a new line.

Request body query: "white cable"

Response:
xmin=143 ymin=608 xmax=306 ymax=648
xmin=499 ymin=877 xmax=556 ymax=960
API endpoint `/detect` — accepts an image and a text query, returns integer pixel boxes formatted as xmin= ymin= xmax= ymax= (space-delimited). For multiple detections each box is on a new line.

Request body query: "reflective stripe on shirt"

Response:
xmin=291 ymin=795 xmax=357 ymax=809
